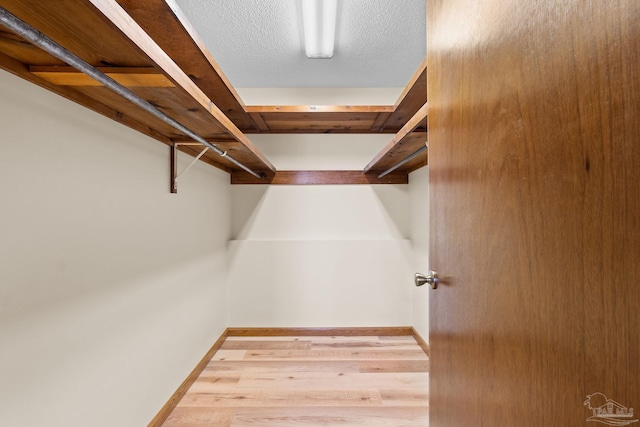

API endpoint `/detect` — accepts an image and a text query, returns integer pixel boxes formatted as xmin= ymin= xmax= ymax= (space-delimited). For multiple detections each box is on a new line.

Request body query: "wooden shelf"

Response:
xmin=231 ymin=170 xmax=408 ymax=185
xmin=116 ymin=0 xmax=257 ymax=132
xmin=241 ymin=60 xmax=427 ymax=135
xmin=0 ymin=0 xmax=275 ymax=177
xmin=0 ymin=0 xmax=428 ymax=184
xmin=116 ymin=0 xmax=428 ymax=136
xmin=364 ymin=103 xmax=429 ymax=175
xmin=382 ymin=58 xmax=427 ymax=132
xmin=244 ymin=105 xmax=397 ymax=134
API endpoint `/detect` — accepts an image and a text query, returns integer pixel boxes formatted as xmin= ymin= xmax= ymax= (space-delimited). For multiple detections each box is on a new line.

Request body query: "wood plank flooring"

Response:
xmin=161 ymin=335 xmax=429 ymax=426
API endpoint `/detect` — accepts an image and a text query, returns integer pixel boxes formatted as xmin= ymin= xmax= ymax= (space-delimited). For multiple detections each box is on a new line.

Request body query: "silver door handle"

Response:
xmin=415 ymin=271 xmax=438 ymax=289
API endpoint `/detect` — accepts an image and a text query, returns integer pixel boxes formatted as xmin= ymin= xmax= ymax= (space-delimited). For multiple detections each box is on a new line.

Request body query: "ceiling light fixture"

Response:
xmin=301 ymin=0 xmax=337 ymax=59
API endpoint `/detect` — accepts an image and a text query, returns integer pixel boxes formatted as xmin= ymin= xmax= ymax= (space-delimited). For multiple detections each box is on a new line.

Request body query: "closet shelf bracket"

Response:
xmin=171 ymin=143 xmax=211 ymax=193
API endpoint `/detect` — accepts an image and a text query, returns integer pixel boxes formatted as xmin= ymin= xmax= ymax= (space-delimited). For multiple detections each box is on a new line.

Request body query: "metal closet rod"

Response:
xmin=0 ymin=7 xmax=262 ymax=179
xmin=377 ymin=145 xmax=427 ymax=178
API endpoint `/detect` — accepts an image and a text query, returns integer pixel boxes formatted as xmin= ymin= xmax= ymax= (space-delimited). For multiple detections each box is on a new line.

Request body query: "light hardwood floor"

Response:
xmin=161 ymin=335 xmax=429 ymax=426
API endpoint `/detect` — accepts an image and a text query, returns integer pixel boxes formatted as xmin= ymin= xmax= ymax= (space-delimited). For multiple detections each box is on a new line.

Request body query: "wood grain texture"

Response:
xmin=115 ymin=0 xmax=257 ymax=132
xmin=0 ymin=0 xmax=147 ymax=66
xmin=428 ymin=0 xmax=640 ymax=425
xmin=364 ymin=102 xmax=428 ymax=173
xmin=159 ymin=333 xmax=429 ymax=426
xmin=231 ymin=170 xmax=409 ymax=185
xmin=411 ymin=327 xmax=430 ymax=358
xmin=84 ymin=0 xmax=275 ymax=175
xmin=0 ymin=1 xmax=429 ymax=184
xmin=220 ymin=407 xmax=429 ymax=427
xmin=237 ymin=58 xmax=426 ymax=136
xmin=29 ymin=65 xmax=174 ymax=87
xmin=238 ymin=60 xmax=426 ymax=135
xmin=0 ymin=0 xmax=274 ymax=176
xmin=247 ymin=112 xmax=269 ymax=132
xmin=226 ymin=327 xmax=416 ymax=337
xmin=382 ymin=57 xmax=428 ymax=132
xmin=115 ymin=1 xmax=427 ymax=138
xmin=0 ymin=27 xmax=66 ymax=65
xmin=244 ymin=105 xmax=396 ymax=134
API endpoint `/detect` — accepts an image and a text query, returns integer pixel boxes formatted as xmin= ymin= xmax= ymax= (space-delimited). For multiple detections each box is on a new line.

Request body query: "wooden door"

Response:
xmin=427 ymin=1 xmax=640 ymax=426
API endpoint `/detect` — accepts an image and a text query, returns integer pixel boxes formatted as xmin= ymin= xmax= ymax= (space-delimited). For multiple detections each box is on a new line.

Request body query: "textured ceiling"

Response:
xmin=174 ymin=0 xmax=426 ymax=88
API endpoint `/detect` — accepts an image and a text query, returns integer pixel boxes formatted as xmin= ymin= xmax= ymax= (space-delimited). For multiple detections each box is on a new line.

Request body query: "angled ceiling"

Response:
xmin=174 ymin=0 xmax=426 ymax=88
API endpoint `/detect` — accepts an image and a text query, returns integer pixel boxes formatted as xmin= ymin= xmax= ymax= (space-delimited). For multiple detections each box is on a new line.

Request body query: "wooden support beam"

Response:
xmin=248 ymin=112 xmax=269 ymax=131
xmin=231 ymin=170 xmax=408 ymax=185
xmin=29 ymin=65 xmax=174 ymax=87
xmin=364 ymin=102 xmax=428 ymax=173
xmin=370 ymin=111 xmax=392 ymax=132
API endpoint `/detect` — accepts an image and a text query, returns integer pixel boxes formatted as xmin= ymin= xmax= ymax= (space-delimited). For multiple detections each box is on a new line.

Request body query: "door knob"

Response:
xmin=415 ymin=271 xmax=438 ymax=289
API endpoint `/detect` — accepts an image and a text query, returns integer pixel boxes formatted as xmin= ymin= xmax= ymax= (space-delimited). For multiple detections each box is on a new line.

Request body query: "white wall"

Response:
xmin=228 ymin=182 xmax=413 ymax=327
xmin=409 ymin=166 xmax=430 ymax=341
xmin=228 ymin=123 xmax=416 ymax=327
xmin=0 ymin=75 xmax=429 ymax=425
xmin=227 ymin=90 xmax=429 ymax=331
xmin=228 ymin=239 xmax=412 ymax=327
xmin=0 ymin=70 xmax=231 ymax=427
